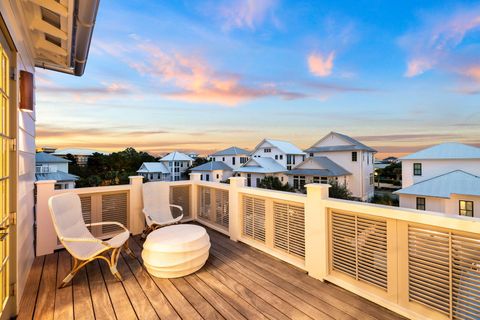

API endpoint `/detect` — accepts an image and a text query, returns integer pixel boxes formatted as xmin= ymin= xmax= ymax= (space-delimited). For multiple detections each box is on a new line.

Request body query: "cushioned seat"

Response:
xmin=142 ymin=224 xmax=210 ymax=278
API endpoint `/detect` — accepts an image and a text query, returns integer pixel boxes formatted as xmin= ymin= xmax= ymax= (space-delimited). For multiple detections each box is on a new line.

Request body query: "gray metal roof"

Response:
xmin=191 ymin=161 xmax=233 ymax=172
xmin=401 ymin=142 xmax=480 ymax=160
xmin=394 ymin=170 xmax=480 ymax=198
xmin=287 ymin=156 xmax=351 ymax=176
xmin=234 ymin=157 xmax=287 ymax=173
xmin=36 ymin=152 xmax=70 ymax=163
xmin=137 ymin=162 xmax=170 ymax=174
xmin=210 ymin=146 xmax=250 ymax=156
xmin=36 ymin=171 xmax=79 ymax=182
xmin=305 ymin=132 xmax=376 ymax=153
xmin=160 ymin=151 xmax=194 ymax=162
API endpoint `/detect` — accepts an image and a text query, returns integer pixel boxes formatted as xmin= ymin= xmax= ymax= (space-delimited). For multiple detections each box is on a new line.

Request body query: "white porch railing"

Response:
xmin=35 ymin=173 xmax=480 ymax=320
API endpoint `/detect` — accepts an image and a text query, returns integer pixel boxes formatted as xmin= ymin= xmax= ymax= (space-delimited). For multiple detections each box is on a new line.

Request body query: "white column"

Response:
xmin=228 ymin=177 xmax=246 ymax=241
xmin=129 ymin=176 xmax=144 ymax=235
xmin=305 ymin=183 xmax=330 ymax=280
xmin=190 ymin=173 xmax=201 ymax=220
xmin=35 ymin=180 xmax=57 ymax=256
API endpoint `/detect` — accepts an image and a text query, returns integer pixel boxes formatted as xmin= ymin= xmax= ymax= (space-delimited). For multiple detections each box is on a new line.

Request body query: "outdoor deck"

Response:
xmin=18 ymin=227 xmax=404 ymax=320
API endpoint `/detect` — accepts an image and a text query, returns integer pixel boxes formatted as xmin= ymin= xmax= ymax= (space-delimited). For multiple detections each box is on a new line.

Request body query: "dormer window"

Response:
xmin=413 ymin=163 xmax=422 ymax=176
xmin=264 ymin=148 xmax=271 ymax=153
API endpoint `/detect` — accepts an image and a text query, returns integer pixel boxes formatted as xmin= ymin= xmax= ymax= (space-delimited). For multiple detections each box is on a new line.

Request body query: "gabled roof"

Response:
xmin=305 ymin=132 xmax=376 ymax=153
xmin=401 ymin=143 xmax=480 ymax=160
xmin=254 ymin=139 xmax=305 ymax=155
xmin=287 ymin=157 xmax=351 ymax=177
xmin=394 ymin=170 xmax=480 ymax=198
xmin=160 ymin=151 xmax=194 ymax=162
xmin=36 ymin=152 xmax=70 ymax=163
xmin=234 ymin=157 xmax=287 ymax=174
xmin=210 ymin=146 xmax=250 ymax=156
xmin=36 ymin=171 xmax=78 ymax=182
xmin=137 ymin=162 xmax=170 ymax=174
xmin=53 ymin=148 xmax=109 ymax=156
xmin=191 ymin=161 xmax=233 ymax=172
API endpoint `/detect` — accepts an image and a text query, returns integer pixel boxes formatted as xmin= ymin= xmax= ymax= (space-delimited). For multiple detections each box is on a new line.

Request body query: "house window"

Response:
xmin=309 ymin=153 xmax=314 ymax=157
xmin=416 ymin=197 xmax=426 ymax=210
xmin=256 ymin=178 xmax=261 ymax=186
xmin=222 ymin=157 xmax=225 ymax=161
xmin=240 ymin=157 xmax=247 ymax=164
xmin=321 ymin=177 xmax=328 ymax=184
xmin=459 ymin=200 xmax=474 ymax=217
xmin=232 ymin=157 xmax=236 ymax=165
xmin=216 ymin=174 xmax=220 ymax=179
xmin=205 ymin=174 xmax=210 ymax=181
xmin=352 ymin=152 xmax=357 ymax=162
xmin=247 ymin=174 xmax=251 ymax=187
xmin=279 ymin=155 xmax=283 ymax=160
xmin=287 ymin=165 xmax=292 ymax=170
xmin=367 ymin=153 xmax=370 ymax=164
xmin=413 ymin=163 xmax=422 ymax=176
xmin=313 ymin=176 xmax=320 ymax=183
xmin=174 ymin=168 xmax=180 ymax=172
xmin=369 ymin=173 xmax=374 ymax=185
xmin=275 ymin=155 xmax=278 ymax=160
xmin=264 ymin=148 xmax=271 ymax=153
xmin=293 ymin=176 xmax=306 ymax=190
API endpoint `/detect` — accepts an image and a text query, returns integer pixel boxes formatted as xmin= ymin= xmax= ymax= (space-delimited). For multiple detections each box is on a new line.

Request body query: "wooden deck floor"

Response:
xmin=18 ymin=227 xmax=404 ymax=320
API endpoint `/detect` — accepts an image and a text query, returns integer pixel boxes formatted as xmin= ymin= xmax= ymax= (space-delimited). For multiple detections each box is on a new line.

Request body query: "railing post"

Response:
xmin=129 ymin=176 xmax=144 ymax=235
xmin=228 ymin=177 xmax=246 ymax=241
xmin=190 ymin=173 xmax=201 ymax=220
xmin=35 ymin=180 xmax=57 ymax=256
xmin=305 ymin=183 xmax=330 ymax=280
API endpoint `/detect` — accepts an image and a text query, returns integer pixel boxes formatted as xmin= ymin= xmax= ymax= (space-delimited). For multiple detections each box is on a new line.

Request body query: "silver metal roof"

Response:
xmin=191 ymin=161 xmax=233 ymax=172
xmin=210 ymin=146 xmax=250 ymax=156
xmin=234 ymin=157 xmax=287 ymax=173
xmin=401 ymin=143 xmax=480 ymax=160
xmin=36 ymin=152 xmax=70 ymax=163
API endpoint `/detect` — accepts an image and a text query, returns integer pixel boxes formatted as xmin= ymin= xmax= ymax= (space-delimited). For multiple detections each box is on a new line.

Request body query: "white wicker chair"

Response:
xmin=48 ymin=193 xmax=135 ymax=288
xmin=142 ymin=182 xmax=184 ymax=237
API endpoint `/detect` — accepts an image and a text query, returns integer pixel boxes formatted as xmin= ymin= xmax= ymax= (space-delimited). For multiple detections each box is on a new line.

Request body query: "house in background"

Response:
xmin=137 ymin=162 xmax=171 ymax=181
xmin=395 ymin=142 xmax=480 ymax=217
xmin=53 ymin=148 xmax=109 ymax=166
xmin=286 ymin=156 xmax=351 ymax=190
xmin=191 ymin=161 xmax=233 ymax=182
xmin=159 ymin=151 xmax=194 ymax=181
xmin=209 ymin=146 xmax=250 ymax=170
xmin=305 ymin=132 xmax=376 ymax=201
xmin=235 ymin=157 xmax=288 ymax=187
xmin=35 ymin=153 xmax=78 ymax=189
xmin=250 ymin=139 xmax=305 ymax=169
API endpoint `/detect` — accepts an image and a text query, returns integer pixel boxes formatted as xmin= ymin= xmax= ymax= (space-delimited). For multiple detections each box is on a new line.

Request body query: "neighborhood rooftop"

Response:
xmin=35 ymin=152 xmax=70 ymax=163
xmin=287 ymin=156 xmax=352 ymax=177
xmin=35 ymin=171 xmax=79 ymax=182
xmin=305 ymin=131 xmax=377 ymax=153
xmin=400 ymin=142 xmax=480 ymax=160
xmin=261 ymin=139 xmax=306 ymax=155
xmin=191 ymin=161 xmax=233 ymax=171
xmin=394 ymin=170 xmax=480 ymax=198
xmin=210 ymin=146 xmax=250 ymax=156
xmin=235 ymin=157 xmax=288 ymax=173
xmin=160 ymin=151 xmax=194 ymax=161
xmin=137 ymin=162 xmax=170 ymax=174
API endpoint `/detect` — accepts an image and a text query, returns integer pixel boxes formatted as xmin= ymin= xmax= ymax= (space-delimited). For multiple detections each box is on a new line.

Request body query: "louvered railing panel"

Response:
xmin=273 ymin=202 xmax=305 ymax=258
xmin=198 ymin=186 xmax=212 ymax=220
xmin=242 ymin=196 xmax=265 ymax=243
xmin=197 ymin=186 xmax=229 ymax=230
xmin=215 ymin=189 xmax=229 ymax=228
xmin=170 ymin=185 xmax=191 ymax=218
xmin=330 ymin=211 xmax=388 ymax=290
xmin=408 ymin=225 xmax=480 ymax=319
xmin=101 ymin=192 xmax=128 ymax=235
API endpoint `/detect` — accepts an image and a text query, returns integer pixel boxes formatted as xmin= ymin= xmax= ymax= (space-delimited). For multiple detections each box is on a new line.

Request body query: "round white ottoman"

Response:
xmin=142 ymin=224 xmax=210 ymax=278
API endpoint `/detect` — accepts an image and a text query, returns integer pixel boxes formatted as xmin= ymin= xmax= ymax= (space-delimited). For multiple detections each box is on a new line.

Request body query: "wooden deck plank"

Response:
xmin=120 ymin=245 xmax=180 ymax=320
xmin=33 ymin=253 xmax=58 ymax=319
xmin=54 ymin=250 xmax=74 ymax=320
xmin=99 ymin=258 xmax=138 ymax=320
xmin=184 ymin=274 xmax=247 ymax=320
xmin=209 ymin=231 xmax=400 ymax=320
xmin=73 ymin=264 xmax=95 ymax=320
xmin=17 ymin=256 xmax=45 ymax=320
xmin=130 ymin=237 xmax=202 ymax=320
xmin=86 ymin=261 xmax=116 ymax=320
xmin=115 ymin=254 xmax=159 ymax=319
xmin=208 ymin=255 xmax=312 ymax=319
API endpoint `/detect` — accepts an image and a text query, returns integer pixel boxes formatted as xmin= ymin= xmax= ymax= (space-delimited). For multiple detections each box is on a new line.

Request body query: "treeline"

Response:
xmin=67 ymin=147 xmax=157 ymax=187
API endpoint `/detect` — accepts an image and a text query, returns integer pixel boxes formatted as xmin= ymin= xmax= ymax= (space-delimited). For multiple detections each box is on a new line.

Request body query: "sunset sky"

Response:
xmin=36 ymin=0 xmax=480 ymax=158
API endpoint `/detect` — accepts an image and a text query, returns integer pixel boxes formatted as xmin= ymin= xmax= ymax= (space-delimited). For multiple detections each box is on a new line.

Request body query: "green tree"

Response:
xmin=328 ymin=180 xmax=354 ymax=200
xmin=257 ymin=176 xmax=295 ymax=192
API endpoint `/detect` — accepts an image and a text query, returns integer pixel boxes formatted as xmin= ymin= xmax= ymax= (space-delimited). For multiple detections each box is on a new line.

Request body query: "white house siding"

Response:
xmin=210 ymin=155 xmax=249 ymax=170
xmin=200 ymin=170 xmax=232 ymax=182
xmin=309 ymin=150 xmax=374 ymax=201
xmin=402 ymin=159 xmax=480 ymax=188
xmin=1 ymin=2 xmax=36 ymax=307
xmin=237 ymin=172 xmax=287 ymax=187
xmin=161 ymin=160 xmax=191 ymax=181
xmin=251 ymin=141 xmax=304 ymax=169
xmin=399 ymin=194 xmax=480 ymax=218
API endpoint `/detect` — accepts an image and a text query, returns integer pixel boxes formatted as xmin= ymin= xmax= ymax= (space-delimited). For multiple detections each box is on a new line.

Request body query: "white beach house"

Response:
xmin=35 ymin=152 xmax=78 ymax=189
xmin=209 ymin=146 xmax=250 ymax=170
xmin=395 ymin=142 xmax=480 ymax=217
xmin=159 ymin=151 xmax=194 ymax=181
xmin=235 ymin=139 xmax=305 ymax=187
xmin=304 ymin=132 xmax=376 ymax=201
xmin=136 ymin=162 xmax=171 ymax=181
xmin=191 ymin=161 xmax=234 ymax=182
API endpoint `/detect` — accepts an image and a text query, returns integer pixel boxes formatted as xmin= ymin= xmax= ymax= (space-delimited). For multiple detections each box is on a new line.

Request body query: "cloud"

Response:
xmin=354 ymin=133 xmax=462 ymax=142
xmin=400 ymin=6 xmax=480 ymax=77
xmin=305 ymin=81 xmax=374 ymax=93
xmin=218 ymin=0 xmax=279 ymax=31
xmin=308 ymin=52 xmax=335 ymax=77
xmin=37 ymin=82 xmax=135 ymax=103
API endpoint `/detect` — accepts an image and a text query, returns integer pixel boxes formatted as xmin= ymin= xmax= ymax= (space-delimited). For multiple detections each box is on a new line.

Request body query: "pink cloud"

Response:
xmin=400 ymin=6 xmax=480 ymax=77
xmin=308 ymin=52 xmax=335 ymax=77
xmin=219 ymin=0 xmax=279 ymax=30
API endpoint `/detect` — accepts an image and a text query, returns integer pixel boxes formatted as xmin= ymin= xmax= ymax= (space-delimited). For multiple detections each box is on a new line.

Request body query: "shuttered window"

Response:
xmin=330 ymin=211 xmax=388 ymax=290
xmin=242 ymin=196 xmax=265 ymax=242
xmin=273 ymin=202 xmax=305 ymax=258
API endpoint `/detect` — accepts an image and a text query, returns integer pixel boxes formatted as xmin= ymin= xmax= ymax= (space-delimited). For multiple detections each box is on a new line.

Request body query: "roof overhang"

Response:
xmin=18 ymin=0 xmax=100 ymax=76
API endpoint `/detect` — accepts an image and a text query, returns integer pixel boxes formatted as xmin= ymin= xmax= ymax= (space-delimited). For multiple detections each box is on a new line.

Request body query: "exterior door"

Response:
xmin=0 ymin=30 xmax=13 ymax=318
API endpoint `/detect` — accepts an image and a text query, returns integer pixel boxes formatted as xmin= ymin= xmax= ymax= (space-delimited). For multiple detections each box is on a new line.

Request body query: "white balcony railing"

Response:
xmin=35 ymin=174 xmax=480 ymax=320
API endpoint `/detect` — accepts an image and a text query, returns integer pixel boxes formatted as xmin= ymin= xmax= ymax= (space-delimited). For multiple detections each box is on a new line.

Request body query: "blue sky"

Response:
xmin=36 ymin=0 xmax=480 ymax=157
